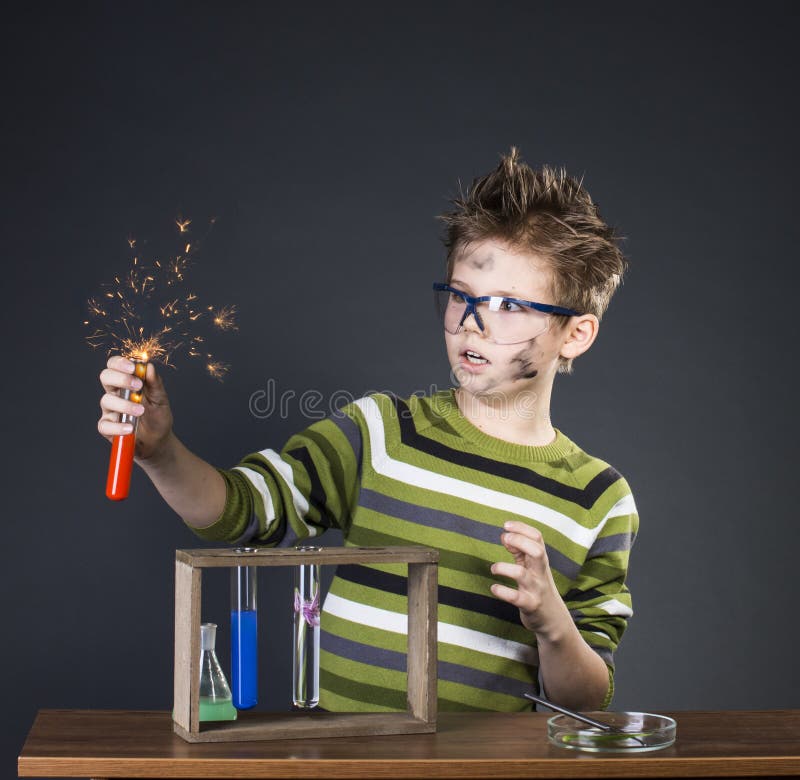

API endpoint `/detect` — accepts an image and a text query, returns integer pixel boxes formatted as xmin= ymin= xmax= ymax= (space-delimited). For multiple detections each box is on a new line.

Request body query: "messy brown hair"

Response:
xmin=438 ymin=148 xmax=628 ymax=373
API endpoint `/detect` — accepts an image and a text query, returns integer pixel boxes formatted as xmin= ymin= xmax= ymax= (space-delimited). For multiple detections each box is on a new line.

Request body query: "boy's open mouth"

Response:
xmin=461 ymin=348 xmax=490 ymax=365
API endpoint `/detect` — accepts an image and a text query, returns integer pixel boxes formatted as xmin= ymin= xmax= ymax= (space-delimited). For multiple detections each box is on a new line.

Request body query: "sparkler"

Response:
xmin=85 ymin=217 xmax=238 ymax=501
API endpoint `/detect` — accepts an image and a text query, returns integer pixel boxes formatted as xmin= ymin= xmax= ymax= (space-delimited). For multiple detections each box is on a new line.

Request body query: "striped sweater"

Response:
xmin=191 ymin=389 xmax=638 ymax=712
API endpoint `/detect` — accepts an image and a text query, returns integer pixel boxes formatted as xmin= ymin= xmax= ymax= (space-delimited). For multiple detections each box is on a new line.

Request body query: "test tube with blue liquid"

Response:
xmin=231 ymin=550 xmax=257 ymax=710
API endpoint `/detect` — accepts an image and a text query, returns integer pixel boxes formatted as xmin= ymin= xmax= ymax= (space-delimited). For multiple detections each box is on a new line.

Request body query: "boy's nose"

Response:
xmin=460 ymin=310 xmax=484 ymax=334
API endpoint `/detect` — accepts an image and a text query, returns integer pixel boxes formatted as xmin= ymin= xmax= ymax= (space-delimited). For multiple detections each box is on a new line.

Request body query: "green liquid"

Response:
xmin=199 ymin=696 xmax=238 ymax=722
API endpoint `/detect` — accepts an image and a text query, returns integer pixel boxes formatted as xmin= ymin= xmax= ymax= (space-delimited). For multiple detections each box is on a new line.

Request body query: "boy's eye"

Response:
xmin=449 ymin=291 xmax=467 ymax=304
xmin=498 ymin=299 xmax=523 ymax=313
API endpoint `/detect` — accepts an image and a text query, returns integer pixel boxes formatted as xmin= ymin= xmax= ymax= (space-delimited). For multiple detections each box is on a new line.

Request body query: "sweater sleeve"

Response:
xmin=563 ymin=479 xmax=638 ymax=705
xmin=187 ymin=403 xmax=363 ymax=547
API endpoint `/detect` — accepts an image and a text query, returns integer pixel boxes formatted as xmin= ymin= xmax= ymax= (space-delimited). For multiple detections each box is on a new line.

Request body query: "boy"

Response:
xmin=98 ymin=148 xmax=637 ymax=713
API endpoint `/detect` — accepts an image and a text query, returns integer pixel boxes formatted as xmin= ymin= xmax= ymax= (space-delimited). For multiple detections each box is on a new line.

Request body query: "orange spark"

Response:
xmin=84 ymin=216 xmax=236 ymax=380
xmin=206 ymin=359 xmax=230 ymax=381
xmin=210 ymin=304 xmax=238 ymax=332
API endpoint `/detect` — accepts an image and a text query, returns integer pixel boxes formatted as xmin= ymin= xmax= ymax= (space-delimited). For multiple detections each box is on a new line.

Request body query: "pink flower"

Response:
xmin=294 ymin=588 xmax=320 ymax=627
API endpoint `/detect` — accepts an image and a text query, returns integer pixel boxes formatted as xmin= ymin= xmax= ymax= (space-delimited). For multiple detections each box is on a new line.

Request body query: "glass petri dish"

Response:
xmin=548 ymin=711 xmax=676 ymax=753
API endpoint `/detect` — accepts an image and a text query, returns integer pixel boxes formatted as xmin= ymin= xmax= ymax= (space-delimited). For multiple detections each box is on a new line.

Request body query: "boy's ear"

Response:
xmin=559 ymin=314 xmax=599 ymax=361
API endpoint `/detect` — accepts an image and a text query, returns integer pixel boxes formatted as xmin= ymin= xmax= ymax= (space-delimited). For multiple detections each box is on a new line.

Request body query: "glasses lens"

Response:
xmin=488 ymin=300 xmax=550 ymax=343
xmin=435 ymin=287 xmax=550 ymax=344
xmin=435 ymin=288 xmax=474 ymax=334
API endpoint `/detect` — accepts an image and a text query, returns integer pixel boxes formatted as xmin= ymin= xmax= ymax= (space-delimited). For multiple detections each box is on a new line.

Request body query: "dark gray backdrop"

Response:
xmin=4 ymin=2 xmax=799 ymax=776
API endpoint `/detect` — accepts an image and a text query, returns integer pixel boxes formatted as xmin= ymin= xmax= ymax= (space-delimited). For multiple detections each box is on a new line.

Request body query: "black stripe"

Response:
xmin=387 ymin=394 xmax=622 ymax=510
xmin=335 ymin=564 xmax=521 ymax=625
xmin=304 ymin=429 xmax=348 ymax=506
xmin=286 ymin=446 xmax=334 ymax=529
xmin=564 ymin=586 xmax=607 ymax=603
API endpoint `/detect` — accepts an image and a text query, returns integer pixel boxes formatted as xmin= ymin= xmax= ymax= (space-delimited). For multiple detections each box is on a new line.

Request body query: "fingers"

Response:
xmin=100 ymin=355 xmax=144 ymax=396
xmin=110 ymin=354 xmax=135 ymax=371
xmin=491 ymin=521 xmax=563 ymax=634
xmin=502 ymin=520 xmax=544 ymax=543
xmin=490 ymin=561 xmax=525 ymax=581
xmin=100 ymin=391 xmax=144 ymax=419
xmin=490 ymin=582 xmax=523 ymax=606
xmin=98 ymin=416 xmax=135 ymax=438
xmin=97 ymin=355 xmax=146 ymax=440
xmin=99 ymin=355 xmax=169 ymax=406
xmin=98 ymin=391 xmax=144 ymax=438
xmin=492 ymin=520 xmax=549 ymax=595
xmin=500 ymin=529 xmax=547 ymax=564
xmin=141 ymin=361 xmax=169 ymax=403
xmin=490 ymin=541 xmax=544 ymax=618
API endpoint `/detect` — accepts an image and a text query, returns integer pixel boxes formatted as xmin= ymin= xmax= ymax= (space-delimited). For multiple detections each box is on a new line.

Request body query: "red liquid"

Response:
xmin=106 ymin=433 xmax=135 ymax=500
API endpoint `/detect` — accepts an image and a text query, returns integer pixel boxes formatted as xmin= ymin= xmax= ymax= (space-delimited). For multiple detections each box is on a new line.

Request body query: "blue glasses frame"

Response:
xmin=432 ymin=283 xmax=580 ymax=334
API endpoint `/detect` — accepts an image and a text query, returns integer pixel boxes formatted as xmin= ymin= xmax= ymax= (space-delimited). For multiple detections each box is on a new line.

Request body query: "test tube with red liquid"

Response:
xmin=105 ymin=357 xmax=147 ymax=501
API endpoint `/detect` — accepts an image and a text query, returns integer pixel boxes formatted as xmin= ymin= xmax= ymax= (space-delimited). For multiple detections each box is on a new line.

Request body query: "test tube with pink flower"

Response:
xmin=293 ymin=546 xmax=321 ymax=708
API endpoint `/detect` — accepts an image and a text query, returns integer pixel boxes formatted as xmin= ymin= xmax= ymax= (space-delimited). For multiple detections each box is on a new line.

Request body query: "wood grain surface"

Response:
xmin=18 ymin=709 xmax=800 ymax=778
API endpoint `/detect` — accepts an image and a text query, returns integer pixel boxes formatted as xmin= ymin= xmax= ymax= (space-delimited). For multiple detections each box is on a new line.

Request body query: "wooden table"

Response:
xmin=17 ymin=709 xmax=800 ymax=778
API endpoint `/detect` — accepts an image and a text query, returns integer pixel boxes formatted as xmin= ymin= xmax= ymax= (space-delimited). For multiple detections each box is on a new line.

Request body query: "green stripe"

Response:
xmin=320 ymin=664 xmax=407 ymax=711
xmin=320 ymin=687 xmax=398 ymax=713
xmin=437 ymin=678 xmax=525 ymax=712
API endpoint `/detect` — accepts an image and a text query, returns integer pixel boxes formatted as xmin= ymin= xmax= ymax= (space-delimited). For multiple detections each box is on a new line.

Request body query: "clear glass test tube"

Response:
xmin=293 ymin=546 xmax=321 ymax=709
xmin=231 ymin=550 xmax=258 ymax=710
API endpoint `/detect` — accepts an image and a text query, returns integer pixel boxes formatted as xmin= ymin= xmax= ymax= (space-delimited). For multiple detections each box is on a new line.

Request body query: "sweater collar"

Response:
xmin=429 ymin=388 xmax=576 ymax=463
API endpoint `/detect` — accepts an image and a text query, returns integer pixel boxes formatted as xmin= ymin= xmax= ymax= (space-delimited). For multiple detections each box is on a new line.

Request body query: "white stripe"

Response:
xmin=233 ymin=466 xmax=276 ymax=526
xmin=323 ymin=592 xmax=537 ymax=665
xmin=354 ymin=396 xmax=598 ymax=549
xmin=603 ymin=494 xmax=637 ymax=522
xmin=259 ymin=448 xmax=318 ymax=538
xmin=596 ymin=599 xmax=633 ymax=618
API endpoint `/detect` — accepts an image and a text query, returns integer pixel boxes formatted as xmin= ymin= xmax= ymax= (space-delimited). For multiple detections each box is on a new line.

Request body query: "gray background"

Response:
xmin=4 ymin=2 xmax=799 ymax=775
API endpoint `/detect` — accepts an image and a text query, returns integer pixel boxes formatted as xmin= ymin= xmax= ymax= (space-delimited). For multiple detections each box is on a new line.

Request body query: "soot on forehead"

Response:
xmin=466 ymin=251 xmax=495 ymax=271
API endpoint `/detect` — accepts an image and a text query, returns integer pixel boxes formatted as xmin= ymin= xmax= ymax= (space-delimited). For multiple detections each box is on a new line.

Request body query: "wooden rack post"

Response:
xmin=173 ymin=546 xmax=439 ymax=743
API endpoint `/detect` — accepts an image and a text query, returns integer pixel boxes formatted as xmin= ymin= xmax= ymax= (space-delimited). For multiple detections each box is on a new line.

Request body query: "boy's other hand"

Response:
xmin=490 ymin=520 xmax=570 ymax=639
xmin=98 ymin=355 xmax=174 ymax=462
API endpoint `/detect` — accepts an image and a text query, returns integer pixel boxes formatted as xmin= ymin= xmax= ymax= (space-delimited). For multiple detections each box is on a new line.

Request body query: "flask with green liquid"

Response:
xmin=199 ymin=622 xmax=237 ymax=722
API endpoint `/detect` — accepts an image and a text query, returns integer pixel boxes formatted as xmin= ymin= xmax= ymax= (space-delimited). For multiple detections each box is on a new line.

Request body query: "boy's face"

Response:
xmin=444 ymin=239 xmax=569 ymax=403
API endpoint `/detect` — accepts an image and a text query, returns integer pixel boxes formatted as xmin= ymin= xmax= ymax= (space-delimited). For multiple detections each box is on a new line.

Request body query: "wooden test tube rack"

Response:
xmin=173 ymin=546 xmax=439 ymax=743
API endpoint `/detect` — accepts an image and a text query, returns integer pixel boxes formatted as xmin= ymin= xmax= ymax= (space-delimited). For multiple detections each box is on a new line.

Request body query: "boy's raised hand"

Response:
xmin=98 ymin=355 xmax=174 ymax=462
xmin=490 ymin=520 xmax=570 ymax=638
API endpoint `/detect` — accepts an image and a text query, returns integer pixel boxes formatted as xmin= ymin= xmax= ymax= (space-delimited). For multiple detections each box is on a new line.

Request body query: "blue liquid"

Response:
xmin=231 ymin=609 xmax=257 ymax=709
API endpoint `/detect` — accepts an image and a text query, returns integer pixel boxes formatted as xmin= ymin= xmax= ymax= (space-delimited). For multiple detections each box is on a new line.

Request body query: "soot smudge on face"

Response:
xmin=467 ymin=252 xmax=494 ymax=271
xmin=509 ymin=341 xmax=540 ymax=380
